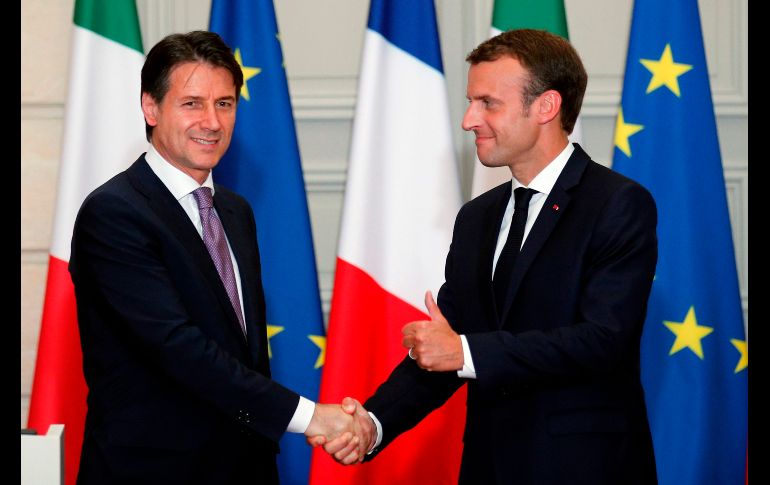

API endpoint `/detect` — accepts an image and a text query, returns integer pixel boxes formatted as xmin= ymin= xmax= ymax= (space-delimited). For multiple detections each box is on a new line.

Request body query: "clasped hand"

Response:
xmin=306 ymin=291 xmax=463 ymax=466
xmin=305 ymin=397 xmax=375 ymax=465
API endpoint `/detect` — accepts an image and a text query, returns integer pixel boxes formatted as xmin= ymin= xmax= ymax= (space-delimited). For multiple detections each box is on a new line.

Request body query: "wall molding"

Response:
xmin=20 ymin=103 xmax=64 ymax=120
xmin=303 ymin=162 xmax=347 ymax=193
xmin=20 ymin=250 xmax=49 ymax=264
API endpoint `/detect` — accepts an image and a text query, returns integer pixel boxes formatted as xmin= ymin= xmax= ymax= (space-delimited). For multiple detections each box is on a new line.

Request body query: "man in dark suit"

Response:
xmin=318 ymin=29 xmax=659 ymax=483
xmin=70 ymin=31 xmax=359 ymax=484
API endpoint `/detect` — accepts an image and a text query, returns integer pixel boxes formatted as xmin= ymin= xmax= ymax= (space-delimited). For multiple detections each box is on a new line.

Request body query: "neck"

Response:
xmin=510 ymin=137 xmax=569 ymax=186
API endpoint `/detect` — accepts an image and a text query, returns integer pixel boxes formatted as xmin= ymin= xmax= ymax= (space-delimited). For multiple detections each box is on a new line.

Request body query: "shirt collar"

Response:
xmin=511 ymin=142 xmax=574 ymax=196
xmin=144 ymin=144 xmax=215 ymax=200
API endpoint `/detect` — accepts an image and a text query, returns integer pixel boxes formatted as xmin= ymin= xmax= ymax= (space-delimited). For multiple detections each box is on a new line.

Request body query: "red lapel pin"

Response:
xmin=552 ymin=204 xmax=560 ymax=211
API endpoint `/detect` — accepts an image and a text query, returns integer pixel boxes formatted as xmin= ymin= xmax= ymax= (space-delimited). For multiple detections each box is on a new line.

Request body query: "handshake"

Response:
xmin=300 ymin=291 xmax=465 ymax=465
xmin=304 ymin=397 xmax=376 ymax=465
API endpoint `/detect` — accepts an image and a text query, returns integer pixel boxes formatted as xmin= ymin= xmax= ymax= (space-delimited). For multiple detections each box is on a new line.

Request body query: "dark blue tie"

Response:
xmin=493 ymin=187 xmax=537 ymax=315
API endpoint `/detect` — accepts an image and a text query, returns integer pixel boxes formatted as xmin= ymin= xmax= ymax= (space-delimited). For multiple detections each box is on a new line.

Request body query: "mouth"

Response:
xmin=192 ymin=137 xmax=218 ymax=145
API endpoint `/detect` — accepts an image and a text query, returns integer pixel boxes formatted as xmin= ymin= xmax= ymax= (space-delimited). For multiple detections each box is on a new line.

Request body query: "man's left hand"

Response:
xmin=402 ymin=291 xmax=463 ymax=371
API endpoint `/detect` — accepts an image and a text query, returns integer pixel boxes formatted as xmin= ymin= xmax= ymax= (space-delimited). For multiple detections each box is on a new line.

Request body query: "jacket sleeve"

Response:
xmin=363 ymin=207 xmax=468 ymax=456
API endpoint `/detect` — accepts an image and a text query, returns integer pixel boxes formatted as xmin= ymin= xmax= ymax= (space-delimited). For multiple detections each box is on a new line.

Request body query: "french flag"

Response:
xmin=310 ymin=0 xmax=465 ymax=483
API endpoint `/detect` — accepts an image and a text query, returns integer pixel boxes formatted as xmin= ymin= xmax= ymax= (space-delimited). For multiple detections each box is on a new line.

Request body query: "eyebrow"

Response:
xmin=467 ymin=94 xmax=497 ymax=102
xmin=179 ymin=95 xmax=237 ymax=102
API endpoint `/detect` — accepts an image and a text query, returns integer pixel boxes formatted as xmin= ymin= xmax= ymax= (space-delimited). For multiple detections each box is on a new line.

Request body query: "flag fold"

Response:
xmin=612 ymin=0 xmax=747 ymax=483
xmin=209 ymin=1 xmax=326 ymax=483
xmin=27 ymin=1 xmax=146 ymax=484
xmin=310 ymin=0 xmax=465 ymax=483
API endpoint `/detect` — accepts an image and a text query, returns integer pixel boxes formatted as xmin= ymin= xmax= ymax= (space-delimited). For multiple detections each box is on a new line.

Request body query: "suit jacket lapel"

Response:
xmin=482 ymin=183 xmax=512 ymax=326
xmin=126 ymin=157 xmax=250 ymax=349
xmin=499 ymin=144 xmax=590 ymax=325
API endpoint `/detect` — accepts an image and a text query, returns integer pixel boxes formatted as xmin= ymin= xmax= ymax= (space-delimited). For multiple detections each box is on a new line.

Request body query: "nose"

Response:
xmin=200 ymin=104 xmax=222 ymax=132
xmin=461 ymin=102 xmax=478 ymax=132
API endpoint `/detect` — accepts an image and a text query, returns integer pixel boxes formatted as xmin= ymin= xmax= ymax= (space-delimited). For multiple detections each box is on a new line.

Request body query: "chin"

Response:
xmin=196 ymin=154 xmax=224 ymax=168
xmin=478 ymin=158 xmax=505 ymax=169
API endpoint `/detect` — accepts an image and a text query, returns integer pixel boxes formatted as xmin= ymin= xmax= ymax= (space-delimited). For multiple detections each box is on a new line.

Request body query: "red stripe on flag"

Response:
xmin=311 ymin=258 xmax=466 ymax=485
xmin=27 ymin=255 xmax=87 ymax=485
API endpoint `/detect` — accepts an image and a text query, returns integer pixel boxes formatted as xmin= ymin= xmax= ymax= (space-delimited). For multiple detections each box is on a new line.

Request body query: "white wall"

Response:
xmin=21 ymin=0 xmax=748 ymax=425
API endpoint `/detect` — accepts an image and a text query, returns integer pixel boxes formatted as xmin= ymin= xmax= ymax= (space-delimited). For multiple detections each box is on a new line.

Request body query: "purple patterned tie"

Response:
xmin=193 ymin=187 xmax=247 ymax=337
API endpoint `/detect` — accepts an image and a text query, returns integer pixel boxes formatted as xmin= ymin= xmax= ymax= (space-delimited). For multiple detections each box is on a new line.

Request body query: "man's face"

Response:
xmin=462 ymin=56 xmax=539 ymax=169
xmin=142 ymin=61 xmax=237 ymax=183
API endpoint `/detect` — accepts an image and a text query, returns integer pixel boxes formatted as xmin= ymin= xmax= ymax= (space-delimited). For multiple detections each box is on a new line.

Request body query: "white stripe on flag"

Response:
xmin=51 ymin=26 xmax=146 ymax=260
xmin=338 ymin=30 xmax=461 ymax=311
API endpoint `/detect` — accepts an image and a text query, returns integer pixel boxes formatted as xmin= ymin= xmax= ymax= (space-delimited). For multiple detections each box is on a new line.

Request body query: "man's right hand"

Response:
xmin=304 ymin=403 xmax=357 ymax=459
xmin=306 ymin=397 xmax=377 ymax=465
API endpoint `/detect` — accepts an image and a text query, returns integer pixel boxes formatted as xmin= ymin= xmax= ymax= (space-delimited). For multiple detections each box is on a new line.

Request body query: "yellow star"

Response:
xmin=266 ymin=325 xmax=284 ymax=359
xmin=308 ymin=335 xmax=326 ymax=369
xmin=664 ymin=306 xmax=714 ymax=359
xmin=614 ymin=108 xmax=644 ymax=157
xmin=233 ymin=48 xmax=261 ymax=101
xmin=640 ymin=44 xmax=693 ymax=97
xmin=730 ymin=338 xmax=748 ymax=373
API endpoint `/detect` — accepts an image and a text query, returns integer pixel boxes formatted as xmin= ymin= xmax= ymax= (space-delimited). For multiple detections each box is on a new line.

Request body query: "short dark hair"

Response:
xmin=141 ymin=30 xmax=244 ymax=141
xmin=466 ymin=29 xmax=587 ymax=134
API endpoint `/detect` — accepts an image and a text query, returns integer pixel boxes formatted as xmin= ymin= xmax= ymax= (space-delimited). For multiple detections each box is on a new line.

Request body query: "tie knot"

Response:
xmin=513 ymin=187 xmax=537 ymax=210
xmin=192 ymin=187 xmax=214 ymax=209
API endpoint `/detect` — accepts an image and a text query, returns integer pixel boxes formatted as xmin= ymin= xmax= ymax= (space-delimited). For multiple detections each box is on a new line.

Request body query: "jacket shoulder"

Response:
xmin=580 ymin=160 xmax=655 ymax=207
xmin=463 ymin=180 xmax=510 ymax=213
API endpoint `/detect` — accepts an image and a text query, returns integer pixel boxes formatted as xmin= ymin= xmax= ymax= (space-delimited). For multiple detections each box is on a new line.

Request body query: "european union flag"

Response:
xmin=209 ymin=2 xmax=325 ymax=483
xmin=611 ymin=0 xmax=747 ymax=483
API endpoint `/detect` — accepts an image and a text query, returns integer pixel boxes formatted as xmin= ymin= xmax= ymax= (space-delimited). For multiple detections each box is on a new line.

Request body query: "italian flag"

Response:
xmin=309 ymin=0 xmax=465 ymax=483
xmin=470 ymin=0 xmax=583 ymax=198
xmin=26 ymin=1 xmax=146 ymax=483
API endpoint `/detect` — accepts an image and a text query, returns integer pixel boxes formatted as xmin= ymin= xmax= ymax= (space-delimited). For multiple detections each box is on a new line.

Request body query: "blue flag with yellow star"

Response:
xmin=611 ymin=0 xmax=747 ymax=483
xmin=209 ymin=1 xmax=325 ymax=483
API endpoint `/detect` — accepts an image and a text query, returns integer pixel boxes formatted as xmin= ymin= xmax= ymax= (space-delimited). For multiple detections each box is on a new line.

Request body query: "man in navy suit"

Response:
xmin=71 ymin=31 xmax=360 ymax=484
xmin=319 ymin=29 xmax=659 ymax=483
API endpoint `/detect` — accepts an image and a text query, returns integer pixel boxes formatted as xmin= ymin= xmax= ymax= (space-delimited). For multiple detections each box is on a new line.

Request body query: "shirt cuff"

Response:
xmin=367 ymin=411 xmax=383 ymax=453
xmin=286 ymin=396 xmax=315 ymax=433
xmin=456 ymin=334 xmax=477 ymax=379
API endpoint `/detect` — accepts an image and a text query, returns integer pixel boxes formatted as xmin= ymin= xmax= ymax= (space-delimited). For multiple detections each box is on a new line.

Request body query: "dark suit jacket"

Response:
xmin=70 ymin=156 xmax=298 ymax=484
xmin=365 ymin=144 xmax=659 ymax=484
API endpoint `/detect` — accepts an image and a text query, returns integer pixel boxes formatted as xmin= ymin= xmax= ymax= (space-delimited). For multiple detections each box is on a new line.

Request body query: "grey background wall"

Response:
xmin=21 ymin=0 xmax=748 ymax=426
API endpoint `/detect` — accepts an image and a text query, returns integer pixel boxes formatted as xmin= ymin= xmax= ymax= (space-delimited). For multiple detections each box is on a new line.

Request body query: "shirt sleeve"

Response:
xmin=367 ymin=412 xmax=384 ymax=453
xmin=456 ymin=334 xmax=477 ymax=379
xmin=286 ymin=396 xmax=316 ymax=433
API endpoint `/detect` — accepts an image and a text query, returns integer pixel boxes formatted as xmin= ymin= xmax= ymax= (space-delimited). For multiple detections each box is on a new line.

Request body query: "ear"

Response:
xmin=141 ymin=92 xmax=159 ymax=128
xmin=536 ymin=90 xmax=562 ymax=126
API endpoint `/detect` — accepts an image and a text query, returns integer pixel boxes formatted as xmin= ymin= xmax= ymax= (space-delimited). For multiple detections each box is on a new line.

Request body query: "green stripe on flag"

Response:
xmin=492 ymin=0 xmax=569 ymax=38
xmin=74 ymin=0 xmax=143 ymax=53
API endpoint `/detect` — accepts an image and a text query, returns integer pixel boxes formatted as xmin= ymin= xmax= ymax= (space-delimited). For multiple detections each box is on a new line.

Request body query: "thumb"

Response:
xmin=307 ymin=435 xmax=326 ymax=447
xmin=424 ymin=291 xmax=443 ymax=321
xmin=341 ymin=396 xmax=358 ymax=414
